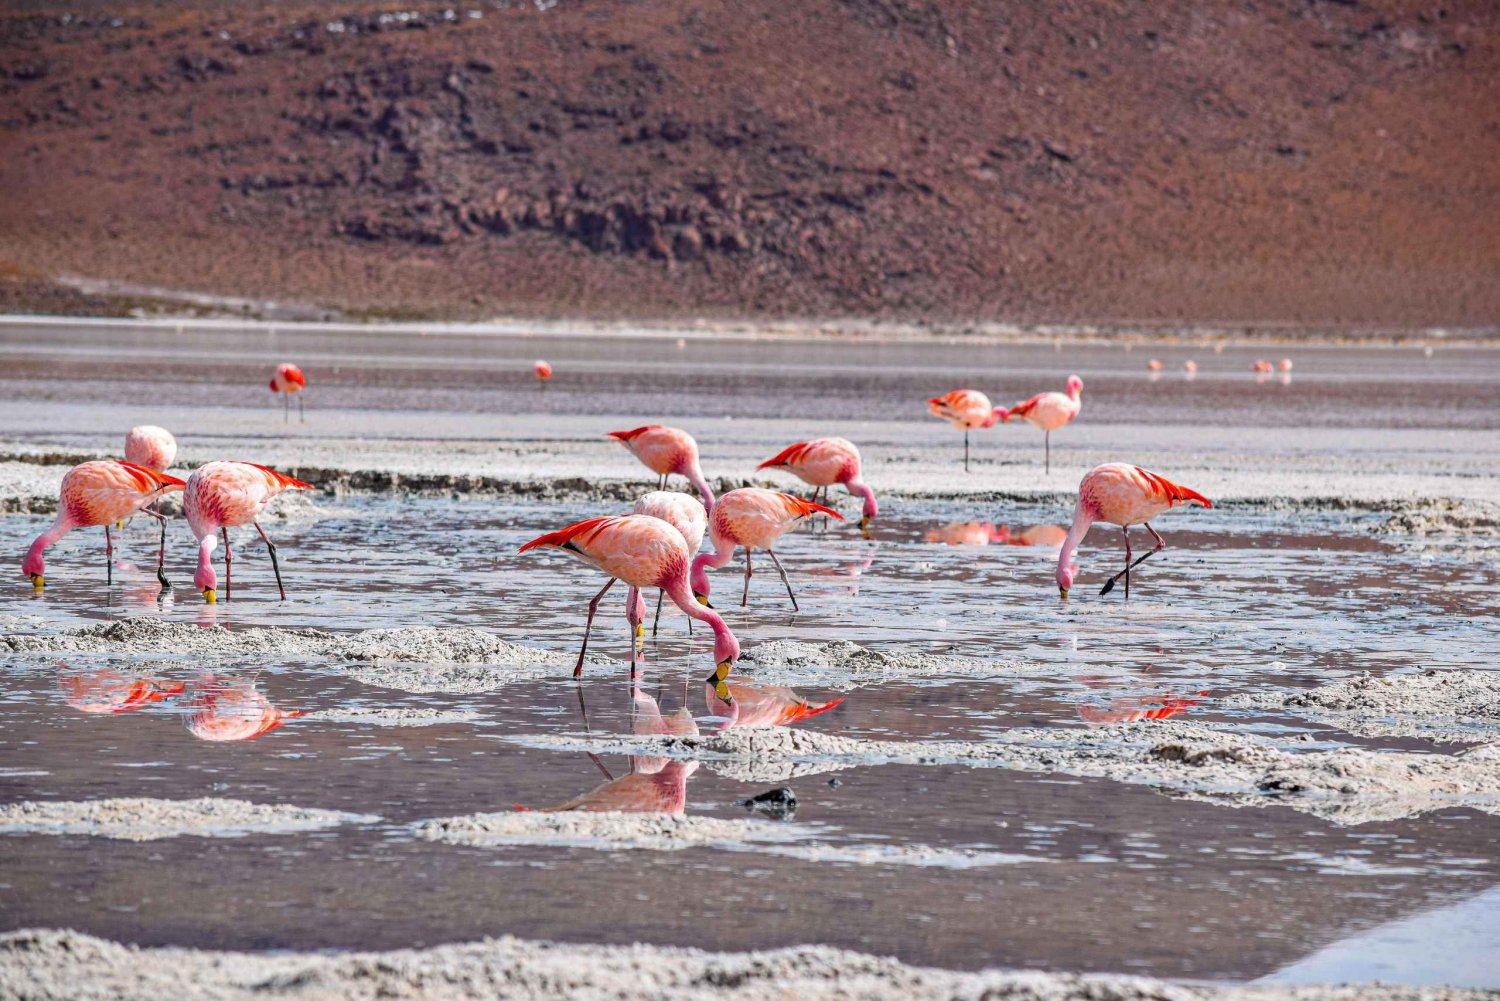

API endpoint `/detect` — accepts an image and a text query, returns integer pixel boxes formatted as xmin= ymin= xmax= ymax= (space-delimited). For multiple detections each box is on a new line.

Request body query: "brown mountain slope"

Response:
xmin=1 ymin=0 xmax=1497 ymax=326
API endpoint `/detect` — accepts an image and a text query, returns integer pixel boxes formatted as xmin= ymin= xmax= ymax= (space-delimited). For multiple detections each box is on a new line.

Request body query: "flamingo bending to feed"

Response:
xmin=633 ymin=491 xmax=707 ymax=637
xmin=927 ymin=390 xmax=1003 ymax=472
xmin=756 ymin=437 xmax=878 ymax=535
xmin=184 ymin=461 xmax=313 ymax=603
xmin=269 ymin=363 xmax=307 ymax=423
xmin=1057 ymin=463 xmax=1212 ymax=599
xmin=24 ymin=460 xmax=185 ymax=591
xmin=520 ymin=514 xmax=742 ymax=702
xmin=124 ymin=425 xmax=178 ymax=472
xmin=691 ymin=488 xmax=841 ymax=612
xmin=1000 ymin=375 xmax=1083 ymax=473
xmin=607 ymin=426 xmax=715 ymax=509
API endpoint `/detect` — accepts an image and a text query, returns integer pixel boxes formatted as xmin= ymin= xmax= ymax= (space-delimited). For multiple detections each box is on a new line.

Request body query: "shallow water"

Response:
xmin=1 ymin=496 xmax=1497 ymax=982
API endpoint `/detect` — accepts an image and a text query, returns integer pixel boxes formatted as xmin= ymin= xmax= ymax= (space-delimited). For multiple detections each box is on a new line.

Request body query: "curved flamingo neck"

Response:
xmin=195 ymin=533 xmax=219 ymax=591
xmin=685 ymin=463 xmax=715 ymax=511
xmin=846 ymin=478 xmax=878 ymax=519
xmin=665 ymin=579 xmax=739 ymax=664
xmin=24 ymin=517 xmax=76 ymax=575
xmin=1057 ymin=505 xmax=1094 ymax=588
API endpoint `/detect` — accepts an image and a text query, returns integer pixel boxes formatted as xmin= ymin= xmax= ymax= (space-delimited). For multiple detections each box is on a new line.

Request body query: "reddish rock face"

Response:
xmin=0 ymin=1 xmax=1496 ymax=326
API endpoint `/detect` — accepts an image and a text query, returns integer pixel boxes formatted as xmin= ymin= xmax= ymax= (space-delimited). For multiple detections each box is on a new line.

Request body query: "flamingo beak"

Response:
xmin=859 ymin=515 xmax=872 ymax=538
xmin=635 ymin=623 xmax=644 ymax=638
xmin=694 ymin=592 xmax=712 ymax=608
xmin=708 ymin=660 xmax=734 ymax=704
xmin=1059 ymin=586 xmax=1070 ymax=599
xmin=202 ymin=587 xmax=217 ymax=604
xmin=29 ymin=573 xmax=43 ymax=591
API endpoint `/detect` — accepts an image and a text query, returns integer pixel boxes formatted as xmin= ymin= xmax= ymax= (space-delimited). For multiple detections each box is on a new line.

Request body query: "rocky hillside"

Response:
xmin=1 ymin=0 xmax=1497 ymax=325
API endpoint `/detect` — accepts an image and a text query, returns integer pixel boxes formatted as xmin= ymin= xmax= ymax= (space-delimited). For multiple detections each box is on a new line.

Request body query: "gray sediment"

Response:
xmin=0 ymin=797 xmax=378 ymax=841
xmin=1225 ymin=670 xmax=1500 ymax=743
xmin=2 ymin=928 xmax=1494 ymax=1001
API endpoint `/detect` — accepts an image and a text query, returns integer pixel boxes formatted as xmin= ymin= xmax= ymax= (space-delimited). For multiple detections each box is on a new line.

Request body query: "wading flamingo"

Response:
xmin=1000 ymin=375 xmax=1083 ymax=473
xmin=534 ymin=359 xmax=552 ymax=385
xmin=269 ymin=363 xmax=307 ymax=423
xmin=1057 ymin=463 xmax=1212 ymax=599
xmin=927 ymin=390 xmax=1003 ymax=472
xmin=691 ymin=488 xmax=841 ymax=612
xmin=1147 ymin=359 xmax=1164 ymax=372
xmin=757 ymin=437 xmax=878 ymax=535
xmin=184 ymin=461 xmax=313 ymax=603
xmin=24 ymin=460 xmax=185 ymax=591
xmin=633 ymin=491 xmax=707 ymax=636
xmin=519 ymin=514 xmax=742 ymax=702
xmin=1278 ymin=358 xmax=1294 ymax=372
xmin=124 ymin=425 xmax=177 ymax=472
xmin=607 ymin=426 xmax=715 ymax=509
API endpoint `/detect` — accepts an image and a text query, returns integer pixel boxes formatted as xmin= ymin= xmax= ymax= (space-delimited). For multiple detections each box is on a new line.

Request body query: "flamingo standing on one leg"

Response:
xmin=633 ymin=491 xmax=706 ymax=637
xmin=184 ymin=461 xmax=313 ymax=603
xmin=1000 ymin=375 xmax=1083 ymax=474
xmin=691 ymin=488 xmax=841 ymax=612
xmin=607 ymin=426 xmax=715 ymax=509
xmin=927 ymin=390 xmax=1003 ymax=472
xmin=519 ymin=514 xmax=742 ymax=702
xmin=269 ymin=363 xmax=307 ymax=423
xmin=756 ymin=437 xmax=878 ymax=535
xmin=1057 ymin=463 xmax=1212 ymax=600
xmin=23 ymin=460 xmax=185 ymax=591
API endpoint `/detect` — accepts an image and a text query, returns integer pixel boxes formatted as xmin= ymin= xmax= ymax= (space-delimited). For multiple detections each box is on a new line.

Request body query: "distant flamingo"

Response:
xmin=633 ymin=491 xmax=707 ymax=636
xmin=1008 ymin=524 xmax=1068 ymax=547
xmin=57 ymin=664 xmax=183 ymax=714
xmin=756 ymin=437 xmax=878 ymax=534
xmin=24 ymin=460 xmax=185 ymax=591
xmin=607 ymin=426 xmax=715 ymax=509
xmin=184 ymin=461 xmax=313 ymax=603
xmin=691 ymin=488 xmax=841 ymax=612
xmin=269 ymin=363 xmax=307 ymax=423
xmin=1278 ymin=358 xmax=1294 ymax=372
xmin=1251 ymin=359 xmax=1274 ymax=374
xmin=1183 ymin=360 xmax=1198 ymax=374
xmin=534 ymin=359 xmax=552 ymax=385
xmin=927 ymin=390 xmax=1003 ymax=471
xmin=1057 ymin=463 xmax=1213 ymax=599
xmin=1147 ymin=359 xmax=1164 ymax=372
xmin=704 ymin=675 xmax=844 ymax=730
xmin=183 ymin=674 xmax=300 ymax=741
xmin=1000 ymin=375 xmax=1083 ymax=473
xmin=520 ymin=514 xmax=741 ymax=702
xmin=124 ymin=425 xmax=177 ymax=472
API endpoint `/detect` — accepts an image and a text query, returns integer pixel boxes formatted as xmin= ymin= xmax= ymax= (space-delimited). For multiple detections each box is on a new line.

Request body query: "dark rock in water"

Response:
xmin=741 ymin=787 xmax=797 ymax=821
xmin=827 ymin=777 xmax=842 ymax=788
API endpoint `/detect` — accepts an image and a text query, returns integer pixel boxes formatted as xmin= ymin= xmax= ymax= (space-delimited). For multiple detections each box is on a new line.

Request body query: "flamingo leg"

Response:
xmin=104 ymin=524 xmax=113 ymax=585
xmin=282 ymin=394 xmax=289 ymax=424
xmin=140 ymin=508 xmax=171 ymax=591
xmin=253 ymin=521 xmax=287 ymax=601
xmin=766 ymin=548 xmax=799 ymax=613
xmin=222 ymin=527 xmax=232 ymax=600
xmin=652 ymin=589 xmax=665 ymax=637
xmin=1100 ymin=524 xmax=1165 ymax=597
xmin=964 ymin=430 xmax=970 ymax=472
xmin=298 ymin=394 xmax=305 ymax=424
xmin=741 ymin=548 xmax=752 ymax=607
xmin=1045 ymin=430 xmax=1051 ymax=474
xmin=574 ymin=578 xmax=616 ymax=677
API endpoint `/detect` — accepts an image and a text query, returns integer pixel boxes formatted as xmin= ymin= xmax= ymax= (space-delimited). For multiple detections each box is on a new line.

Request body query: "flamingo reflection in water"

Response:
xmin=925 ymin=522 xmax=1067 ymax=547
xmin=183 ymin=673 xmax=301 ymax=741
xmin=1077 ymin=691 xmax=1207 ymax=726
xmin=704 ymin=675 xmax=843 ymax=730
xmin=57 ymin=663 xmax=183 ymax=714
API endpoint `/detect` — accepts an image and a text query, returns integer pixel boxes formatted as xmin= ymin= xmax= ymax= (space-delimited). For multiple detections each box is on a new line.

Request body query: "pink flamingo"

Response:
xmin=1057 ymin=463 xmax=1213 ymax=599
xmin=1000 ymin=375 xmax=1083 ymax=473
xmin=1147 ymin=359 xmax=1164 ymax=372
xmin=1278 ymin=358 xmax=1294 ymax=372
xmin=124 ymin=425 xmax=177 ymax=472
xmin=184 ymin=461 xmax=314 ymax=603
xmin=690 ymin=488 xmax=841 ymax=612
xmin=183 ymin=673 xmax=301 ymax=741
xmin=1078 ymin=691 xmax=1207 ymax=726
xmin=633 ymin=490 xmax=707 ymax=636
xmin=24 ymin=460 xmax=185 ymax=591
xmin=1008 ymin=524 xmax=1068 ymax=547
xmin=705 ymin=675 xmax=844 ymax=729
xmin=519 ymin=514 xmax=741 ymax=702
xmin=534 ymin=359 xmax=552 ymax=385
xmin=269 ymin=363 xmax=307 ymax=423
xmin=1182 ymin=360 xmax=1198 ymax=374
xmin=927 ymin=390 xmax=1003 ymax=472
xmin=756 ymin=437 xmax=878 ymax=535
xmin=607 ymin=426 xmax=715 ymax=509
xmin=1251 ymin=359 xmax=1274 ymax=374
xmin=57 ymin=664 xmax=183 ymax=714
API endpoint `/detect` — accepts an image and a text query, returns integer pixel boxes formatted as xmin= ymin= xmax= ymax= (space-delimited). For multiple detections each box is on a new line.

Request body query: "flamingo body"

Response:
xmin=632 ymin=491 xmax=706 ymax=555
xmin=124 ymin=425 xmax=178 ymax=472
xmin=607 ymin=425 xmax=714 ymax=509
xmin=927 ymin=390 xmax=1002 ymax=471
xmin=534 ymin=359 xmax=553 ymax=382
xmin=269 ymin=363 xmax=306 ymax=395
xmin=757 ymin=437 xmax=878 ymax=528
xmin=690 ymin=488 xmax=841 ymax=610
xmin=1057 ymin=463 xmax=1212 ymax=598
xmin=184 ymin=461 xmax=312 ymax=602
xmin=23 ymin=460 xmax=185 ymax=588
xmin=1001 ymin=376 xmax=1082 ymax=472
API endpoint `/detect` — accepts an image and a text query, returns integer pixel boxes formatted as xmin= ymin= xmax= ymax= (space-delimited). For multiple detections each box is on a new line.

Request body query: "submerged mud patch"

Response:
xmin=1373 ymin=498 xmax=1500 ymax=536
xmin=740 ymin=639 xmax=1033 ymax=687
xmin=509 ymin=721 xmax=1500 ymax=825
xmin=0 ymin=798 xmax=378 ymax=841
xmin=301 ymin=706 xmax=483 ymax=726
xmin=2 ymin=928 xmax=1494 ymax=1001
xmin=412 ymin=811 xmax=801 ymax=853
xmin=1227 ymin=671 xmax=1500 ymax=743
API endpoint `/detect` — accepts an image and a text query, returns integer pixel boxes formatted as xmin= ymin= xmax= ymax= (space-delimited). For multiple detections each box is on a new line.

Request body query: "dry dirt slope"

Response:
xmin=1 ymin=0 xmax=1497 ymax=326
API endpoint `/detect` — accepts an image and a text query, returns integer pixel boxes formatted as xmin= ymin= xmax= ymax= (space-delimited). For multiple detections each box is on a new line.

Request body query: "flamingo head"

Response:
xmin=983 ymin=408 xmax=1004 ymax=429
xmin=1057 ymin=557 xmax=1077 ymax=599
xmin=194 ymin=538 xmax=219 ymax=603
xmin=1066 ymin=375 xmax=1084 ymax=397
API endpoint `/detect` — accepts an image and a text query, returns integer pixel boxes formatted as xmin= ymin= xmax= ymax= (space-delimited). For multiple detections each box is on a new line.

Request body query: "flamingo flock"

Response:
xmin=22 ymin=353 xmax=1221 ymax=720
